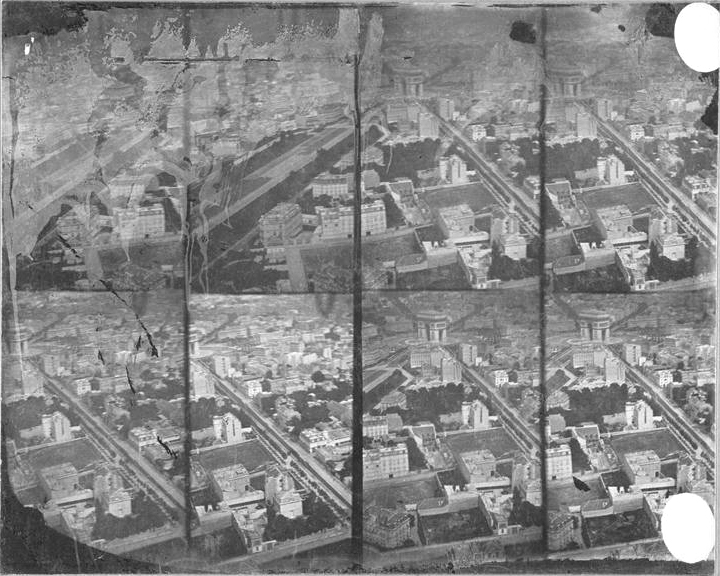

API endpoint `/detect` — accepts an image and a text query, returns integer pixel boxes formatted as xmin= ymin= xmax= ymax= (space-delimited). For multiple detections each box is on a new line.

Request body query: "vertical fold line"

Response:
xmin=181 ymin=9 xmax=194 ymax=551
xmin=537 ymin=5 xmax=550 ymax=558
xmin=351 ymin=33 xmax=365 ymax=567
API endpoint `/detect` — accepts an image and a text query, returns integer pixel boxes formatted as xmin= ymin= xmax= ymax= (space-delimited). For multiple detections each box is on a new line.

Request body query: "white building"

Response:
xmin=546 ymin=445 xmax=572 ymax=481
xmin=113 ymin=205 xmax=165 ymax=241
xmin=213 ymin=412 xmax=244 ymax=444
xmin=317 ymin=201 xmax=386 ymax=239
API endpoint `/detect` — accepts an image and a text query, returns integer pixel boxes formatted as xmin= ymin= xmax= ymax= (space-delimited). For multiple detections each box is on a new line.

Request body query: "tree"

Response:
xmin=311 ymin=370 xmax=325 ymax=383
xmin=405 ymin=437 xmax=427 ymax=471
xmin=568 ymin=437 xmax=591 ymax=472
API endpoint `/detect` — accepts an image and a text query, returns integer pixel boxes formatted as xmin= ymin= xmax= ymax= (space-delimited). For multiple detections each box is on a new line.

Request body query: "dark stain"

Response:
xmin=509 ymin=20 xmax=536 ymax=45
xmin=135 ymin=334 xmax=143 ymax=352
xmin=700 ymin=71 xmax=718 ymax=134
xmin=2 ymin=2 xmax=100 ymax=38
xmin=97 ymin=279 xmax=159 ymax=358
xmin=590 ymin=5 xmax=603 ymax=13
xmin=156 ymin=435 xmax=178 ymax=459
xmin=56 ymin=234 xmax=83 ymax=261
xmin=125 ymin=366 xmax=136 ymax=394
xmin=97 ymin=350 xmax=105 ymax=364
xmin=245 ymin=57 xmax=281 ymax=63
xmin=618 ymin=24 xmax=626 ymax=32
xmin=573 ymin=476 xmax=592 ymax=491
xmin=644 ymin=3 xmax=678 ymax=38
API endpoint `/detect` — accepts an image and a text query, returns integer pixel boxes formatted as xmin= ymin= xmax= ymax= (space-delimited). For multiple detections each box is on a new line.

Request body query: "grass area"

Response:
xmin=444 ymin=427 xmax=522 ymax=460
xmin=579 ymin=183 xmax=656 ymax=214
xmin=196 ymin=439 xmax=275 ymax=474
xmin=423 ymin=183 xmax=497 ymax=213
xmin=365 ymin=474 xmax=443 ymax=509
xmin=24 ymin=438 xmax=104 ymax=472
xmin=583 ymin=508 xmax=658 ymax=548
xmin=361 ymin=232 xmax=422 ymax=263
xmin=546 ymin=477 xmax=608 ymax=511
xmin=419 ymin=507 xmax=492 ymax=545
xmin=396 ymin=263 xmax=470 ymax=290
xmin=607 ymin=428 xmax=684 ymax=460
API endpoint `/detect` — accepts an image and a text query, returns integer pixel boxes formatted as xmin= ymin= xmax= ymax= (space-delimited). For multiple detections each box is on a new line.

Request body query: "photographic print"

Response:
xmin=2 ymin=1 xmax=716 ymax=573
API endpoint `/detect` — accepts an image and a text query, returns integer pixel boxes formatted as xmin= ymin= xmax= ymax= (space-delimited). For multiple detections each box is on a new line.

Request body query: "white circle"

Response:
xmin=674 ymin=3 xmax=720 ymax=73
xmin=661 ymin=493 xmax=715 ymax=563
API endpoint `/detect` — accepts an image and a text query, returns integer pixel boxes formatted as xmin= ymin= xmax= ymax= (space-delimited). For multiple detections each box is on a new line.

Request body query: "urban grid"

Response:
xmin=1 ymin=2 xmax=716 ymax=573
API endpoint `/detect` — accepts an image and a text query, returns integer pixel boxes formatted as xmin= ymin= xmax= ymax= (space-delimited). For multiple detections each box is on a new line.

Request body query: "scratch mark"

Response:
xmin=156 ymin=435 xmax=178 ymax=459
xmin=125 ymin=365 xmax=136 ymax=394
xmin=97 ymin=350 xmax=105 ymax=364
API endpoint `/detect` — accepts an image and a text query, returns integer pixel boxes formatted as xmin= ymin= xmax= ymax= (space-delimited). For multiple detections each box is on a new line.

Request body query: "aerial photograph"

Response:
xmin=361 ymin=290 xmax=543 ymax=569
xmin=2 ymin=292 xmax=354 ymax=572
xmin=4 ymin=6 xmax=358 ymax=295
xmin=543 ymin=290 xmax=715 ymax=561
xmin=3 ymin=290 xmax=192 ymax=568
xmin=542 ymin=6 xmax=716 ymax=293
xmin=356 ymin=5 xmax=542 ymax=291
xmin=2 ymin=1 xmax=717 ymax=573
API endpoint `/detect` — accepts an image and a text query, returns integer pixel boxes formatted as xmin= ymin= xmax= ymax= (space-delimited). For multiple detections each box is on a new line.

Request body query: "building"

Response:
xmin=38 ymin=463 xmax=80 ymax=501
xmin=364 ymin=506 xmax=413 ymax=549
xmin=604 ymin=357 xmax=626 ymax=384
xmin=113 ymin=205 xmax=165 ymax=241
xmin=441 ymin=357 xmax=462 ymax=383
xmin=460 ymin=343 xmax=478 ymax=366
xmin=625 ymin=400 xmax=654 ymax=430
xmin=492 ymin=369 xmax=509 ymax=387
xmin=458 ymin=449 xmax=504 ymax=486
xmin=546 ymin=445 xmax=572 ymax=481
xmin=624 ymin=343 xmax=643 ymax=366
xmin=41 ymin=411 xmax=72 ymax=443
xmin=622 ymin=450 xmax=661 ymax=485
xmin=470 ymin=123 xmax=487 ymax=142
xmin=461 ymin=399 xmax=490 ymax=430
xmin=213 ymin=412 xmax=244 ymax=444
xmin=317 ymin=201 xmax=386 ymax=239
xmin=597 ymin=155 xmax=626 ymax=185
xmin=409 ymin=345 xmax=443 ymax=369
xmin=575 ymin=111 xmax=597 ymax=139
xmin=438 ymin=155 xmax=468 ymax=184
xmin=211 ymin=464 xmax=254 ymax=505
xmin=386 ymin=59 xmax=425 ymax=97
xmin=94 ymin=469 xmax=132 ymax=518
xmin=274 ymin=490 xmax=303 ymax=519
xmin=191 ymin=368 xmax=215 ymax=399
xmin=363 ymin=415 xmax=389 ymax=439
xmin=578 ymin=311 xmax=611 ymax=342
xmin=265 ymin=466 xmax=302 ymax=518
xmin=363 ymin=444 xmax=409 ymax=482
xmin=572 ymin=345 xmax=606 ymax=369
xmin=437 ymin=204 xmax=476 ymax=239
xmin=438 ymin=97 xmax=455 ymax=120
xmin=653 ymin=369 xmax=673 ymax=388
xmin=414 ymin=311 xmax=450 ymax=342
xmin=546 ymin=179 xmax=574 ymax=209
xmin=418 ymin=112 xmax=439 ymax=139
xmin=626 ymin=124 xmax=645 ymax=141
xmin=596 ymin=98 xmax=613 ymax=120
xmin=259 ymin=203 xmax=303 ymax=246
xmin=656 ymin=233 xmax=685 ymax=261
xmin=312 ymin=173 xmax=351 ymax=200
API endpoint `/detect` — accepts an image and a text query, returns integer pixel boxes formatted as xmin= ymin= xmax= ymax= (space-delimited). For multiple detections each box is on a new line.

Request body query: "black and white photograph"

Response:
xmin=2 ymin=1 xmax=717 ymax=573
